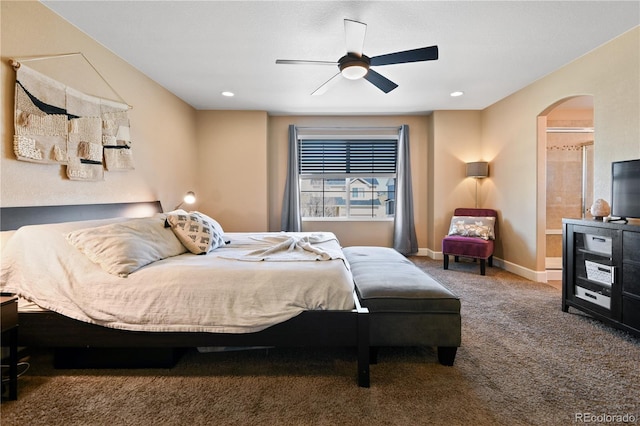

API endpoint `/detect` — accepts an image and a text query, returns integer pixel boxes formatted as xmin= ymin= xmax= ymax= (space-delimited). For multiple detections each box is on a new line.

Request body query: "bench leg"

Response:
xmin=437 ymin=346 xmax=458 ymax=366
xmin=357 ymin=347 xmax=370 ymax=388
xmin=488 ymin=255 xmax=493 ymax=267
xmin=369 ymin=347 xmax=379 ymax=364
xmin=454 ymin=256 xmax=460 ymax=263
xmin=480 ymin=259 xmax=486 ymax=275
xmin=357 ymin=311 xmax=370 ymax=388
xmin=443 ymin=254 xmax=449 ymax=270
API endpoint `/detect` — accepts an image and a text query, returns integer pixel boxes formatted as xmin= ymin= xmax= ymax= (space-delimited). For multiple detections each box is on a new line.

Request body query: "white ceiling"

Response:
xmin=42 ymin=1 xmax=639 ymax=115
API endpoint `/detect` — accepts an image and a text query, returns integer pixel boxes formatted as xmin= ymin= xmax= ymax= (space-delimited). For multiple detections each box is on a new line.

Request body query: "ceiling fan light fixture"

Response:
xmin=341 ymin=63 xmax=368 ymax=80
xmin=338 ymin=54 xmax=370 ymax=80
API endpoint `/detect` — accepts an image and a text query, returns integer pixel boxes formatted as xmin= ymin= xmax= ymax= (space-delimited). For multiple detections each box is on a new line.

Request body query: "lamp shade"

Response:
xmin=466 ymin=162 xmax=489 ymax=178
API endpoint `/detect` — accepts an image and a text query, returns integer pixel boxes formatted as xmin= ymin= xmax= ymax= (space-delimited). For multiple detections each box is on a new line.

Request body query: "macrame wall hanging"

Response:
xmin=10 ymin=53 xmax=134 ymax=181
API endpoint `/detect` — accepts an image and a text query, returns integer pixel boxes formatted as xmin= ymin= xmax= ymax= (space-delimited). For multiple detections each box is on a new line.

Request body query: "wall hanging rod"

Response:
xmin=9 ymin=52 xmax=84 ymax=69
xmin=9 ymin=52 xmax=131 ymax=109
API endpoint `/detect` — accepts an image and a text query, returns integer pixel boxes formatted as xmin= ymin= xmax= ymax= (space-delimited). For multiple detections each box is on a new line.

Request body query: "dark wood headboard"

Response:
xmin=0 ymin=201 xmax=163 ymax=231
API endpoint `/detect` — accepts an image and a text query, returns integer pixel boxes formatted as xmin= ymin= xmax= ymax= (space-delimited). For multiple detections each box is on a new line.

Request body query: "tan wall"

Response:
xmin=482 ymin=27 xmax=640 ymax=275
xmin=428 ymin=110 xmax=483 ymax=255
xmin=267 ymin=115 xmax=430 ymax=248
xmin=195 ymin=110 xmax=268 ymax=231
xmin=0 ymin=1 xmax=198 ymax=210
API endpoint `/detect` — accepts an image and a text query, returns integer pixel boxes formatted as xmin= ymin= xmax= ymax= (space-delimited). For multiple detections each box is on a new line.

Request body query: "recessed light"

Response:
xmin=450 ymin=91 xmax=464 ymax=97
xmin=221 ymin=91 xmax=235 ymax=97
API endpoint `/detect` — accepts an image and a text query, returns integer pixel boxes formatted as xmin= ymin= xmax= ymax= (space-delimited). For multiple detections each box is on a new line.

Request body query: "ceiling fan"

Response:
xmin=276 ymin=19 xmax=438 ymax=95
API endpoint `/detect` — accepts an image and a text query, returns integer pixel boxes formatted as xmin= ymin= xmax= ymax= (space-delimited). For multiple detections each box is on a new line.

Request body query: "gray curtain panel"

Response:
xmin=393 ymin=124 xmax=418 ymax=254
xmin=281 ymin=125 xmax=302 ymax=231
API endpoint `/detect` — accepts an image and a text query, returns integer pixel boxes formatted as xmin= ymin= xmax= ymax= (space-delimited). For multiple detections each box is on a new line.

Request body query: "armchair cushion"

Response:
xmin=442 ymin=235 xmax=494 ymax=259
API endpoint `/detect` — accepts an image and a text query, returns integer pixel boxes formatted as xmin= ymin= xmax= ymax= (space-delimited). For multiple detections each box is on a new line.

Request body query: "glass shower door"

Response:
xmin=545 ymin=130 xmax=594 ymax=270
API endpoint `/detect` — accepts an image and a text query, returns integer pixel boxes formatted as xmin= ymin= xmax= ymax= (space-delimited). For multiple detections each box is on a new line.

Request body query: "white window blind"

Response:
xmin=298 ymin=139 xmax=397 ymax=176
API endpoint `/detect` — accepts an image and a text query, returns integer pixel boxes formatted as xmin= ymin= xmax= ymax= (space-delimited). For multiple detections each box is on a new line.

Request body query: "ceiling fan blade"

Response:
xmin=276 ymin=59 xmax=338 ymax=65
xmin=370 ymin=45 xmax=439 ymax=66
xmin=344 ymin=19 xmax=367 ymax=56
xmin=364 ymin=69 xmax=398 ymax=93
xmin=311 ymin=72 xmax=342 ymax=96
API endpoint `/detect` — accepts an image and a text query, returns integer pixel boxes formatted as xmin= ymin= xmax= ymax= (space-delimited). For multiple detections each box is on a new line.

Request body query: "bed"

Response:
xmin=0 ymin=201 xmax=370 ymax=387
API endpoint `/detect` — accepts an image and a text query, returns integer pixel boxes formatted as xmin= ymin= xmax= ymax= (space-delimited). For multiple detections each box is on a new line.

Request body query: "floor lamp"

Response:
xmin=466 ymin=162 xmax=489 ymax=208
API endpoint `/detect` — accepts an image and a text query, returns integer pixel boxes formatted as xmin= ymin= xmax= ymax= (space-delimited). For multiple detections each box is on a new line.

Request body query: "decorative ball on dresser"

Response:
xmin=590 ymin=198 xmax=611 ymax=220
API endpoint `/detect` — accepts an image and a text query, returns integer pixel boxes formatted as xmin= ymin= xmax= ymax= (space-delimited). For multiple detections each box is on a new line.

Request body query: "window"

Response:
xmin=298 ymin=138 xmax=398 ymax=219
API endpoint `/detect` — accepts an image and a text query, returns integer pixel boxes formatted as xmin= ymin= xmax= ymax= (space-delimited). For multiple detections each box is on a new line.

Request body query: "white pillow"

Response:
xmin=1 ymin=230 xmax=16 ymax=254
xmin=165 ymin=211 xmax=225 ymax=254
xmin=447 ymin=216 xmax=496 ymax=240
xmin=66 ymin=217 xmax=187 ymax=277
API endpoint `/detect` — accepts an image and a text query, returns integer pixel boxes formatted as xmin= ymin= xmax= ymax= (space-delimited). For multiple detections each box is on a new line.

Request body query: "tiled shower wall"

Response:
xmin=546 ymin=120 xmax=594 ymax=258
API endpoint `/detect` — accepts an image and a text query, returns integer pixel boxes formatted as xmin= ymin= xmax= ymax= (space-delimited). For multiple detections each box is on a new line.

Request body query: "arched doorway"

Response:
xmin=538 ymin=95 xmax=594 ymax=283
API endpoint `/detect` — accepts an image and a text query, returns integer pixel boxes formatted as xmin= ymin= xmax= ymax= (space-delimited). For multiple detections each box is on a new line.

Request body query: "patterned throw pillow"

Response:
xmin=447 ymin=216 xmax=496 ymax=240
xmin=165 ymin=211 xmax=225 ymax=254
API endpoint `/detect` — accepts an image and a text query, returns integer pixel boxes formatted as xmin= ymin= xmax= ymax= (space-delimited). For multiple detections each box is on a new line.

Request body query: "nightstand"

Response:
xmin=1 ymin=294 xmax=18 ymax=400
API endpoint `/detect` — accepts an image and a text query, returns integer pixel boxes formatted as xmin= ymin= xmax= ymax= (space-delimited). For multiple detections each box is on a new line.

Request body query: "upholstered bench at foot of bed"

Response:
xmin=343 ymin=246 xmax=461 ymax=366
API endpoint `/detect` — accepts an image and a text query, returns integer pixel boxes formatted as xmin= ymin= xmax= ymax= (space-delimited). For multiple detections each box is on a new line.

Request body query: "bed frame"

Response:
xmin=0 ymin=201 xmax=370 ymax=387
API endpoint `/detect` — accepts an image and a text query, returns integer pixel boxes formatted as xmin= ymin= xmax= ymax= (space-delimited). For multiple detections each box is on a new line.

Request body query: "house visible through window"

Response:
xmin=298 ymin=137 xmax=398 ymax=219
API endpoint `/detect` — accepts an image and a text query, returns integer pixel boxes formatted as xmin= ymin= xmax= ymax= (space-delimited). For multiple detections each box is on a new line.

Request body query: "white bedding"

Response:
xmin=0 ymin=218 xmax=355 ymax=334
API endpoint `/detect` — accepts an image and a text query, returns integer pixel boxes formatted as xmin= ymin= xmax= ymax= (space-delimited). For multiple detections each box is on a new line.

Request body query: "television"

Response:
xmin=611 ymin=159 xmax=640 ymax=221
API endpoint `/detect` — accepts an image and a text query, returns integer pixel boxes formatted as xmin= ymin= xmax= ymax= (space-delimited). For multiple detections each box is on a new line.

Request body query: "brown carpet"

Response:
xmin=2 ymin=257 xmax=639 ymax=425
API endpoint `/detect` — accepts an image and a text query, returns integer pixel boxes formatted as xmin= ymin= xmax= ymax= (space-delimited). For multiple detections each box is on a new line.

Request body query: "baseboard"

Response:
xmin=416 ymin=248 xmax=435 ymax=258
xmin=426 ymin=250 xmax=550 ymax=283
xmin=494 ymin=258 xmax=547 ymax=282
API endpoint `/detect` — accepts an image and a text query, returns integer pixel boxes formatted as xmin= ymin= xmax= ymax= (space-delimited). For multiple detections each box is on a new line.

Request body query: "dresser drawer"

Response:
xmin=623 ymin=263 xmax=640 ymax=296
xmin=623 ymin=231 xmax=640 ymax=262
xmin=622 ymin=296 xmax=640 ymax=331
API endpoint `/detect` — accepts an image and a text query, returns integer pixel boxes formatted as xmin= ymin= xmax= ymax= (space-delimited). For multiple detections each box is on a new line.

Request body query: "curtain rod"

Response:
xmin=9 ymin=52 xmax=132 ymax=109
xmin=295 ymin=126 xmax=402 ymax=131
xmin=546 ymin=127 xmax=593 ymax=133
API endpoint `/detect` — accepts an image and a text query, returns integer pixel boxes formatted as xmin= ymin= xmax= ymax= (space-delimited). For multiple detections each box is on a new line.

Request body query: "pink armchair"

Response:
xmin=442 ymin=208 xmax=498 ymax=275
